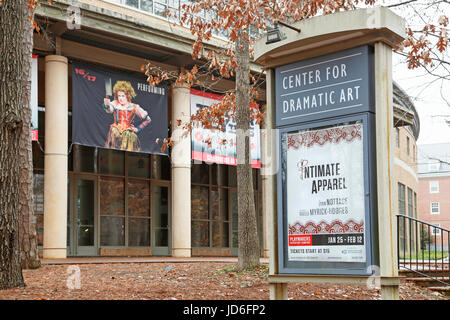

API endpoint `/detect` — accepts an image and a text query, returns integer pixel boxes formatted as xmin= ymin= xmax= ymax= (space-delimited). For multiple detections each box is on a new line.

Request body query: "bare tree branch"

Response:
xmin=388 ymin=0 xmax=419 ymax=8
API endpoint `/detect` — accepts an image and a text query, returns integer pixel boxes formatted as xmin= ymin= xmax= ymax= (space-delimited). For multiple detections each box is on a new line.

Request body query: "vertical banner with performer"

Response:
xmin=190 ymin=89 xmax=261 ymax=168
xmin=72 ymin=62 xmax=168 ymax=155
xmin=286 ymin=122 xmax=366 ymax=263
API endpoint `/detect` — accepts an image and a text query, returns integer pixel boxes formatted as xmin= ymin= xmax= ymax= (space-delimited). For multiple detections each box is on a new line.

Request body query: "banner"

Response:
xmin=31 ymin=55 xmax=38 ymax=141
xmin=286 ymin=122 xmax=366 ymax=263
xmin=190 ymin=89 xmax=261 ymax=168
xmin=72 ymin=62 xmax=168 ymax=155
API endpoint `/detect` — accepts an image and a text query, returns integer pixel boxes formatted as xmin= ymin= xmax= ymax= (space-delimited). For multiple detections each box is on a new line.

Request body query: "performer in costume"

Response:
xmin=103 ymin=81 xmax=151 ymax=152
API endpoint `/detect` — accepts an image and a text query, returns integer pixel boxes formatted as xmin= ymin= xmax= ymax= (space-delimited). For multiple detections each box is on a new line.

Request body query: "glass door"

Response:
xmin=152 ymin=183 xmax=170 ymax=256
xmin=69 ymin=175 xmax=98 ymax=256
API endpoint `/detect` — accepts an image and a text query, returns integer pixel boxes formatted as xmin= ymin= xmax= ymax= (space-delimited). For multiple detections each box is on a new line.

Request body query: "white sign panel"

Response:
xmin=286 ymin=122 xmax=366 ymax=263
xmin=190 ymin=89 xmax=261 ymax=168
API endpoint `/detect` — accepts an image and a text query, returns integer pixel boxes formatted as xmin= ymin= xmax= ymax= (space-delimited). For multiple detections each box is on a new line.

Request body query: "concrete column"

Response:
xmin=171 ymin=84 xmax=191 ymax=257
xmin=374 ymin=42 xmax=400 ymax=300
xmin=43 ymin=55 xmax=68 ymax=259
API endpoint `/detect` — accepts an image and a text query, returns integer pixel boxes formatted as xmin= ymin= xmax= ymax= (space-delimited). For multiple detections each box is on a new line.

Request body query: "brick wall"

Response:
xmin=418 ymin=175 xmax=450 ymax=249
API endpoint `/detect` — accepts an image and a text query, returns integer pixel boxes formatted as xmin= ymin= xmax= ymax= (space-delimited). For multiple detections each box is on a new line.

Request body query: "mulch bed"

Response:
xmin=0 ymin=262 xmax=446 ymax=300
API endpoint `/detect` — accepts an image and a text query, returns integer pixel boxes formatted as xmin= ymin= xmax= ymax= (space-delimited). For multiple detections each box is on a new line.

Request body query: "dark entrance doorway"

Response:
xmin=68 ymin=175 xmax=98 ymax=256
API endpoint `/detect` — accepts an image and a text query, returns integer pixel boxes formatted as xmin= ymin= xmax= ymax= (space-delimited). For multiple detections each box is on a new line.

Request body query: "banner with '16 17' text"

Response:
xmin=72 ymin=62 xmax=168 ymax=155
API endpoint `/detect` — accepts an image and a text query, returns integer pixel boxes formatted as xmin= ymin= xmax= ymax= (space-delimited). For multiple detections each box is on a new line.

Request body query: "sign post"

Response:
xmin=373 ymin=41 xmax=399 ymax=299
xmin=255 ymin=6 xmax=405 ymax=300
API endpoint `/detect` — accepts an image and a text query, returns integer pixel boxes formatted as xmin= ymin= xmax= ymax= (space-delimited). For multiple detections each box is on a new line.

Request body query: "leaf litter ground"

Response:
xmin=0 ymin=262 xmax=446 ymax=300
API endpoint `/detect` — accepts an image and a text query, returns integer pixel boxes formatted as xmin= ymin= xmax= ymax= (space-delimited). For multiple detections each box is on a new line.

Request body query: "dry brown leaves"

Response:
xmin=0 ymin=262 xmax=446 ymax=300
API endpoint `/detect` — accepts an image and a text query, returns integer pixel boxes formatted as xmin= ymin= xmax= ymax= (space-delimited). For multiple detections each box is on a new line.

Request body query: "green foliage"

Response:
xmin=399 ymin=250 xmax=448 ymax=260
xmin=216 ymin=264 xmax=268 ymax=276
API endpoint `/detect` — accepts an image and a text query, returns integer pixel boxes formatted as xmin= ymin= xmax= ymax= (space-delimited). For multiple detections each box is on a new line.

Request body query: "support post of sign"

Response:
xmin=270 ymin=282 xmax=288 ymax=300
xmin=263 ymin=69 xmax=287 ymax=300
xmin=374 ymin=42 xmax=400 ymax=300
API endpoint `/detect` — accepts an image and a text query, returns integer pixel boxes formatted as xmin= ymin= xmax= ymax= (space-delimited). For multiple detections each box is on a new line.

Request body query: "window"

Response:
xmin=34 ymin=105 xmax=171 ymax=250
xmin=406 ymin=136 xmax=410 ymax=155
xmin=429 ymin=181 xmax=439 ymax=193
xmin=398 ymin=183 xmax=406 ymax=215
xmin=33 ymin=173 xmax=45 ymax=246
xmin=100 ymin=177 xmax=125 ymax=246
xmin=86 ymin=149 xmax=167 ymax=248
xmin=191 ymin=185 xmax=210 ymax=247
xmin=74 ymin=145 xmax=97 ymax=173
xmin=414 ymin=192 xmax=417 ymax=219
xmin=407 ymin=187 xmax=416 ymax=251
xmin=432 ymin=224 xmax=441 ymax=236
xmin=430 ymin=202 xmax=440 ymax=215
xmin=190 ymin=163 xmax=262 ymax=249
xmin=125 ymin=0 xmax=139 ymax=9
xmin=407 ymin=187 xmax=413 ymax=217
xmin=428 ymin=163 xmax=440 ymax=172
xmin=99 ymin=148 xmax=124 ymax=175
xmin=108 ymin=0 xmax=182 ymax=22
xmin=191 ymin=164 xmax=230 ymax=248
xmin=398 ymin=183 xmax=406 ymax=252
xmin=106 ymin=0 xmax=231 ymax=39
xmin=395 ymin=128 xmax=400 ymax=148
xmin=128 ymin=152 xmax=150 ymax=178
xmin=128 ymin=179 xmax=151 ymax=246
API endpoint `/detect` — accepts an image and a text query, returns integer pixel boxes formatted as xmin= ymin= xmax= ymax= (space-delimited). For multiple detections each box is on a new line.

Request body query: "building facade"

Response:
xmin=392 ymin=84 xmax=421 ymax=254
xmin=32 ymin=0 xmax=420 ymax=259
xmin=33 ymin=0 xmax=266 ymax=259
xmin=417 ymin=143 xmax=450 ymax=251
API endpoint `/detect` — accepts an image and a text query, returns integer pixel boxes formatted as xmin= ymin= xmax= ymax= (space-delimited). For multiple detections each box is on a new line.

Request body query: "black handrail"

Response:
xmin=396 ymin=214 xmax=449 ymax=286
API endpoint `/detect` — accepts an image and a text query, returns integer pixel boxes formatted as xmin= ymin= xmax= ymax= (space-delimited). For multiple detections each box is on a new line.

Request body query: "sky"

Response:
xmin=393 ymin=56 xmax=450 ymax=146
xmin=387 ymin=0 xmax=450 ymax=146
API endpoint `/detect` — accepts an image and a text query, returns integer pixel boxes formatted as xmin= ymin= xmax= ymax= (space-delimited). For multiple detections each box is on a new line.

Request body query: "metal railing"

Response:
xmin=396 ymin=214 xmax=449 ymax=286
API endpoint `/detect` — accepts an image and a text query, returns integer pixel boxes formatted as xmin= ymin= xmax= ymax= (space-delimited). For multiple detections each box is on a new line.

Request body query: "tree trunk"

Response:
xmin=0 ymin=0 xmax=28 ymax=289
xmin=18 ymin=2 xmax=41 ymax=270
xmin=235 ymin=28 xmax=260 ymax=270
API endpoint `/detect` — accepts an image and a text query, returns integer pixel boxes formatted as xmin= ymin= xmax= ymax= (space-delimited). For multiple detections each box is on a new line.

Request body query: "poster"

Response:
xmin=190 ymin=89 xmax=261 ymax=168
xmin=286 ymin=122 xmax=366 ymax=263
xmin=72 ymin=62 xmax=168 ymax=155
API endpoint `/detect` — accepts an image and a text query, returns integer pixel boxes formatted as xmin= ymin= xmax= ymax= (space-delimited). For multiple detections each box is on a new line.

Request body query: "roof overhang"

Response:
xmin=254 ymin=6 xmax=405 ymax=69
